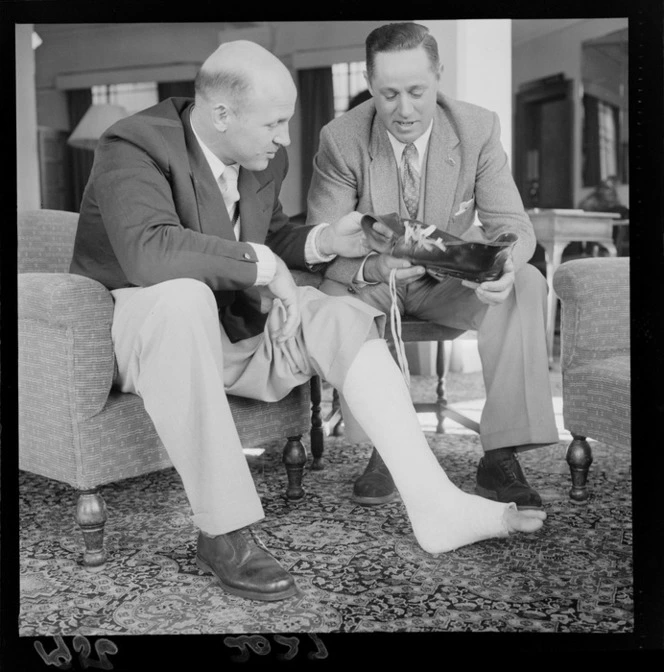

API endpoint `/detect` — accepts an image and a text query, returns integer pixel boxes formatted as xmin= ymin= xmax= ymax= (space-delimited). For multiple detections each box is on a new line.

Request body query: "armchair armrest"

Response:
xmin=19 ymin=273 xmax=116 ymax=420
xmin=553 ymin=257 xmax=630 ymax=371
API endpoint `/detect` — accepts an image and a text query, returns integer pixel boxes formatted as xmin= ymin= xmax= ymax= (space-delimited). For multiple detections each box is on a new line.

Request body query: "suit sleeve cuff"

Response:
xmin=248 ymin=243 xmax=277 ymax=286
xmin=305 ymin=223 xmax=337 ymax=264
xmin=353 ymin=251 xmax=380 ymax=286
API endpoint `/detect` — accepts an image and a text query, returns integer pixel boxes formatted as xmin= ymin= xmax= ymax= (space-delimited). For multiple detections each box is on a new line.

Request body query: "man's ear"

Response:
xmin=212 ymin=102 xmax=231 ymax=132
xmin=363 ymin=70 xmax=374 ymax=96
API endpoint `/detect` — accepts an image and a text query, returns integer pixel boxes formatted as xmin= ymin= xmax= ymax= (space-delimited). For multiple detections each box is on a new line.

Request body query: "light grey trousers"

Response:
xmin=111 ymin=278 xmax=383 ymax=536
xmin=321 ymin=263 xmax=558 ymax=452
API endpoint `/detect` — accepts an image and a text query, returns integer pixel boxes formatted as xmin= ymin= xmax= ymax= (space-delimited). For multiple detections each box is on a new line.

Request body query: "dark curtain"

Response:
xmin=67 ymin=88 xmax=94 ymax=212
xmin=582 ymin=94 xmax=600 ymax=187
xmin=297 ymin=67 xmax=335 ymax=211
xmin=158 ymin=80 xmax=196 ymax=100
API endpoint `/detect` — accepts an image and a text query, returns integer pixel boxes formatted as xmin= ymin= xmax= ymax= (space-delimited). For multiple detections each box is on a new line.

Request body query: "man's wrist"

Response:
xmin=353 ymin=252 xmax=380 ymax=286
xmin=307 ymin=223 xmax=337 ymax=263
xmin=361 ymin=252 xmax=380 ymax=283
xmin=316 ymin=223 xmax=335 ymax=257
xmin=248 ymin=243 xmax=277 ymax=286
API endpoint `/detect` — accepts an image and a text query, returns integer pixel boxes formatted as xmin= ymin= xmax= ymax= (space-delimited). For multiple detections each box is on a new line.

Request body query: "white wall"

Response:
xmin=418 ymin=20 xmax=512 ymax=161
xmin=512 ymin=17 xmax=629 ymax=207
xmin=456 ymin=20 xmax=512 ymax=162
xmin=16 ymin=24 xmax=41 ymax=211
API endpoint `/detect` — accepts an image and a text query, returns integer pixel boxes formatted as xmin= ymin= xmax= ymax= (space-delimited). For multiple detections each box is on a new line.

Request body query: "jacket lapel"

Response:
xmin=368 ymin=118 xmax=401 ymax=216
xmin=181 ymin=105 xmax=235 ymax=239
xmin=424 ymin=102 xmax=460 ymax=231
xmin=237 ymin=168 xmax=273 ymax=243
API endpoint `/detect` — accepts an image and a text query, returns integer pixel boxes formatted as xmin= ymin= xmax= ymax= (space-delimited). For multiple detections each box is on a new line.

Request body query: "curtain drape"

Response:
xmin=157 ymin=80 xmax=195 ymax=100
xmin=67 ymin=88 xmax=94 ymax=212
xmin=582 ymin=94 xmax=600 ymax=188
xmin=297 ymin=68 xmax=335 ymax=214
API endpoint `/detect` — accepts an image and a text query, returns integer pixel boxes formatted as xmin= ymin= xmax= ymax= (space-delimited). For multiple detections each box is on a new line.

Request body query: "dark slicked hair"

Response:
xmin=365 ymin=22 xmax=440 ymax=82
xmin=194 ymin=66 xmax=253 ymax=110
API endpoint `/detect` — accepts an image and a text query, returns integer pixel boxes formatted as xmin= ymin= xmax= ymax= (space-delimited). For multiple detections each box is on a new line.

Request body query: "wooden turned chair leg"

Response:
xmin=309 ymin=376 xmax=325 ymax=470
xmin=566 ymin=435 xmax=593 ymax=503
xmin=435 ymin=341 xmax=447 ymax=434
xmin=75 ymin=489 xmax=108 ymax=567
xmin=282 ymin=435 xmax=307 ymax=500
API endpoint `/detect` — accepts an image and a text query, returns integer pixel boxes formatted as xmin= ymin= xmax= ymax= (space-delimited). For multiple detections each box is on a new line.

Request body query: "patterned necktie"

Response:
xmin=400 ymin=143 xmax=420 ymax=220
xmin=218 ymin=165 xmax=240 ymax=221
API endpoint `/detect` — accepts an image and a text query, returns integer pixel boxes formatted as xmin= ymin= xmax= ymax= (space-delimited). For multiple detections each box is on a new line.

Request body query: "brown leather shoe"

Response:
xmin=196 ymin=528 xmax=298 ymax=601
xmin=352 ymin=448 xmax=398 ymax=505
xmin=361 ymin=212 xmax=517 ymax=283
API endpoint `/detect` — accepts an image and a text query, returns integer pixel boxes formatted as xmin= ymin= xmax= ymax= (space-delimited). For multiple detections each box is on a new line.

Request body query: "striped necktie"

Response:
xmin=218 ymin=165 xmax=240 ymax=222
xmin=400 ymin=143 xmax=420 ymax=220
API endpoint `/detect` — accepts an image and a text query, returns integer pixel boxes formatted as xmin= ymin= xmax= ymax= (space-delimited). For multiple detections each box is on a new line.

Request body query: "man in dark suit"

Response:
xmin=71 ymin=39 xmax=546 ymax=603
xmin=307 ymin=22 xmax=559 ymax=509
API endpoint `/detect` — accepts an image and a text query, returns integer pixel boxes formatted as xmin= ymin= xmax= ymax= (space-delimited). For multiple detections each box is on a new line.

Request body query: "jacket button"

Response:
xmin=243 ymin=253 xmax=251 ymax=260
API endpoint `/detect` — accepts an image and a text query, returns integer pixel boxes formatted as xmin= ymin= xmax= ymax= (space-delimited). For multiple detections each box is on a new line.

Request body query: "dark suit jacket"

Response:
xmin=70 ymin=97 xmax=313 ymax=342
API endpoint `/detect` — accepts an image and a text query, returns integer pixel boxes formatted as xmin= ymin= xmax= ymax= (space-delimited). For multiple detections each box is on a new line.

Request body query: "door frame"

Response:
xmin=514 ymin=76 xmax=575 ymax=209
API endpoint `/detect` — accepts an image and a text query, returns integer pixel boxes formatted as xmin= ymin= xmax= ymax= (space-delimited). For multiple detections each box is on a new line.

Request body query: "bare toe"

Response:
xmin=521 ymin=509 xmax=547 ymax=520
xmin=505 ymin=507 xmax=546 ymax=534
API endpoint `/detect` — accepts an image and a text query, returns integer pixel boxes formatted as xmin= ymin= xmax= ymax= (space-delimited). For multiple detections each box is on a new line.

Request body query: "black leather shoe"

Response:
xmin=196 ymin=528 xmax=298 ymax=601
xmin=361 ymin=212 xmax=517 ymax=283
xmin=352 ymin=448 xmax=398 ymax=505
xmin=475 ymin=450 xmax=543 ymax=509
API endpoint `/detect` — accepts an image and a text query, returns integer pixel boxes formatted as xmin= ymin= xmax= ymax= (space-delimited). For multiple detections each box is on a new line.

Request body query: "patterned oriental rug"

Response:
xmin=19 ymin=417 xmax=632 ymax=637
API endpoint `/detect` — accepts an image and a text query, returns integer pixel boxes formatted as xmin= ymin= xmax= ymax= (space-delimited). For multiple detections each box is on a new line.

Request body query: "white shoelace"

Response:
xmin=389 ymin=268 xmax=410 ymax=388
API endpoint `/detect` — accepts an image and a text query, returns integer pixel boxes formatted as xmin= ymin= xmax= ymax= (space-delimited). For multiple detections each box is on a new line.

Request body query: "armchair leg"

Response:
xmin=435 ymin=341 xmax=447 ymax=434
xmin=75 ymin=489 xmax=108 ymax=567
xmin=309 ymin=376 xmax=325 ymax=471
xmin=282 ymin=435 xmax=307 ymax=500
xmin=566 ymin=435 xmax=593 ymax=503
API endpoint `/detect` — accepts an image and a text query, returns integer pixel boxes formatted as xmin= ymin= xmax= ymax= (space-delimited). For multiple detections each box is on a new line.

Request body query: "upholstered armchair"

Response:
xmin=18 ymin=209 xmax=323 ymax=567
xmin=553 ymin=257 xmax=630 ymax=503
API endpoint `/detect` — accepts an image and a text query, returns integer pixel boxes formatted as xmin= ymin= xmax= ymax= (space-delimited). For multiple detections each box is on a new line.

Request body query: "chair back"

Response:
xmin=17 ymin=209 xmax=79 ymax=274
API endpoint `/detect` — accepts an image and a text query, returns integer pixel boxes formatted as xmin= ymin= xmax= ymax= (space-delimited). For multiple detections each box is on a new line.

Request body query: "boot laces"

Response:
xmin=496 ymin=454 xmax=521 ymax=483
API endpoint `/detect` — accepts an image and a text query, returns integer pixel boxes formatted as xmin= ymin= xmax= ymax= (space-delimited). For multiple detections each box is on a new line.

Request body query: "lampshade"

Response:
xmin=67 ymin=104 xmax=128 ymax=150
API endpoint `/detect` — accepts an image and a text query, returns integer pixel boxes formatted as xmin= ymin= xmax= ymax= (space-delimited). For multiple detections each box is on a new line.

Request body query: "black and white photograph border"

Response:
xmin=2 ymin=0 xmax=663 ymax=668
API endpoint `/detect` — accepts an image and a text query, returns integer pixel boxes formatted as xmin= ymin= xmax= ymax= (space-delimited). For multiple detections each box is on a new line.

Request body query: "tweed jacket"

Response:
xmin=306 ymin=94 xmax=535 ymax=285
xmin=70 ymin=97 xmax=313 ymax=342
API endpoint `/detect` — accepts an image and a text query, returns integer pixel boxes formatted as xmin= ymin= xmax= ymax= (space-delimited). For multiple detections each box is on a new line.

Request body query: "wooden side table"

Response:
xmin=527 ymin=209 xmax=620 ymax=365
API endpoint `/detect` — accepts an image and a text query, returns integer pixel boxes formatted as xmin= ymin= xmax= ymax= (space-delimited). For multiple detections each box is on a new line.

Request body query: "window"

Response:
xmin=91 ymin=82 xmax=159 ymax=114
xmin=331 ymin=62 xmax=367 ymax=117
xmin=597 ymin=100 xmax=619 ymax=181
xmin=582 ymin=94 xmax=622 ymax=187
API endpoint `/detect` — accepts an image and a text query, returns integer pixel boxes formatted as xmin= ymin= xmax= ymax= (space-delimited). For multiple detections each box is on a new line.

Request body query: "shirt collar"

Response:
xmin=387 ymin=119 xmax=434 ymax=171
xmin=190 ymin=107 xmax=237 ymax=181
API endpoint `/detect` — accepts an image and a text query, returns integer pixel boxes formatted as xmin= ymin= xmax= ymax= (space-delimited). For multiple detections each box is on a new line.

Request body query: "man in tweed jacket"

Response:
xmin=307 ymin=22 xmax=558 ymax=508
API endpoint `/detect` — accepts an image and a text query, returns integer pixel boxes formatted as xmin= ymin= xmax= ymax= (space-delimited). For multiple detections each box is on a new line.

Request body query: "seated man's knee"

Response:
xmin=151 ymin=278 xmax=218 ymax=324
xmin=515 ymin=263 xmax=547 ymax=299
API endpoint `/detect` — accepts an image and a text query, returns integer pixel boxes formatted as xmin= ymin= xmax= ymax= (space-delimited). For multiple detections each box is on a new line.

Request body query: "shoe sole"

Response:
xmin=474 ymin=485 xmax=543 ymax=511
xmin=351 ymin=491 xmax=399 ymax=506
xmin=195 ymin=556 xmax=299 ymax=602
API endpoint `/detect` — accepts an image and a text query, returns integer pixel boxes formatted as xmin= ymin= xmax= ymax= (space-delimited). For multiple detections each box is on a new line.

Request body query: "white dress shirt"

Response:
xmin=356 ymin=121 xmax=434 ymax=285
xmin=386 ymin=120 xmax=433 ymax=174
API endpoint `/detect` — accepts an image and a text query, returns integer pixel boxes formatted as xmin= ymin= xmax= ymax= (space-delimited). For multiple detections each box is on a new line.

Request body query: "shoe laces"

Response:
xmin=389 ymin=269 xmax=410 ymax=387
xmin=493 ymin=454 xmax=521 ymax=483
xmin=244 ymin=527 xmax=269 ymax=553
